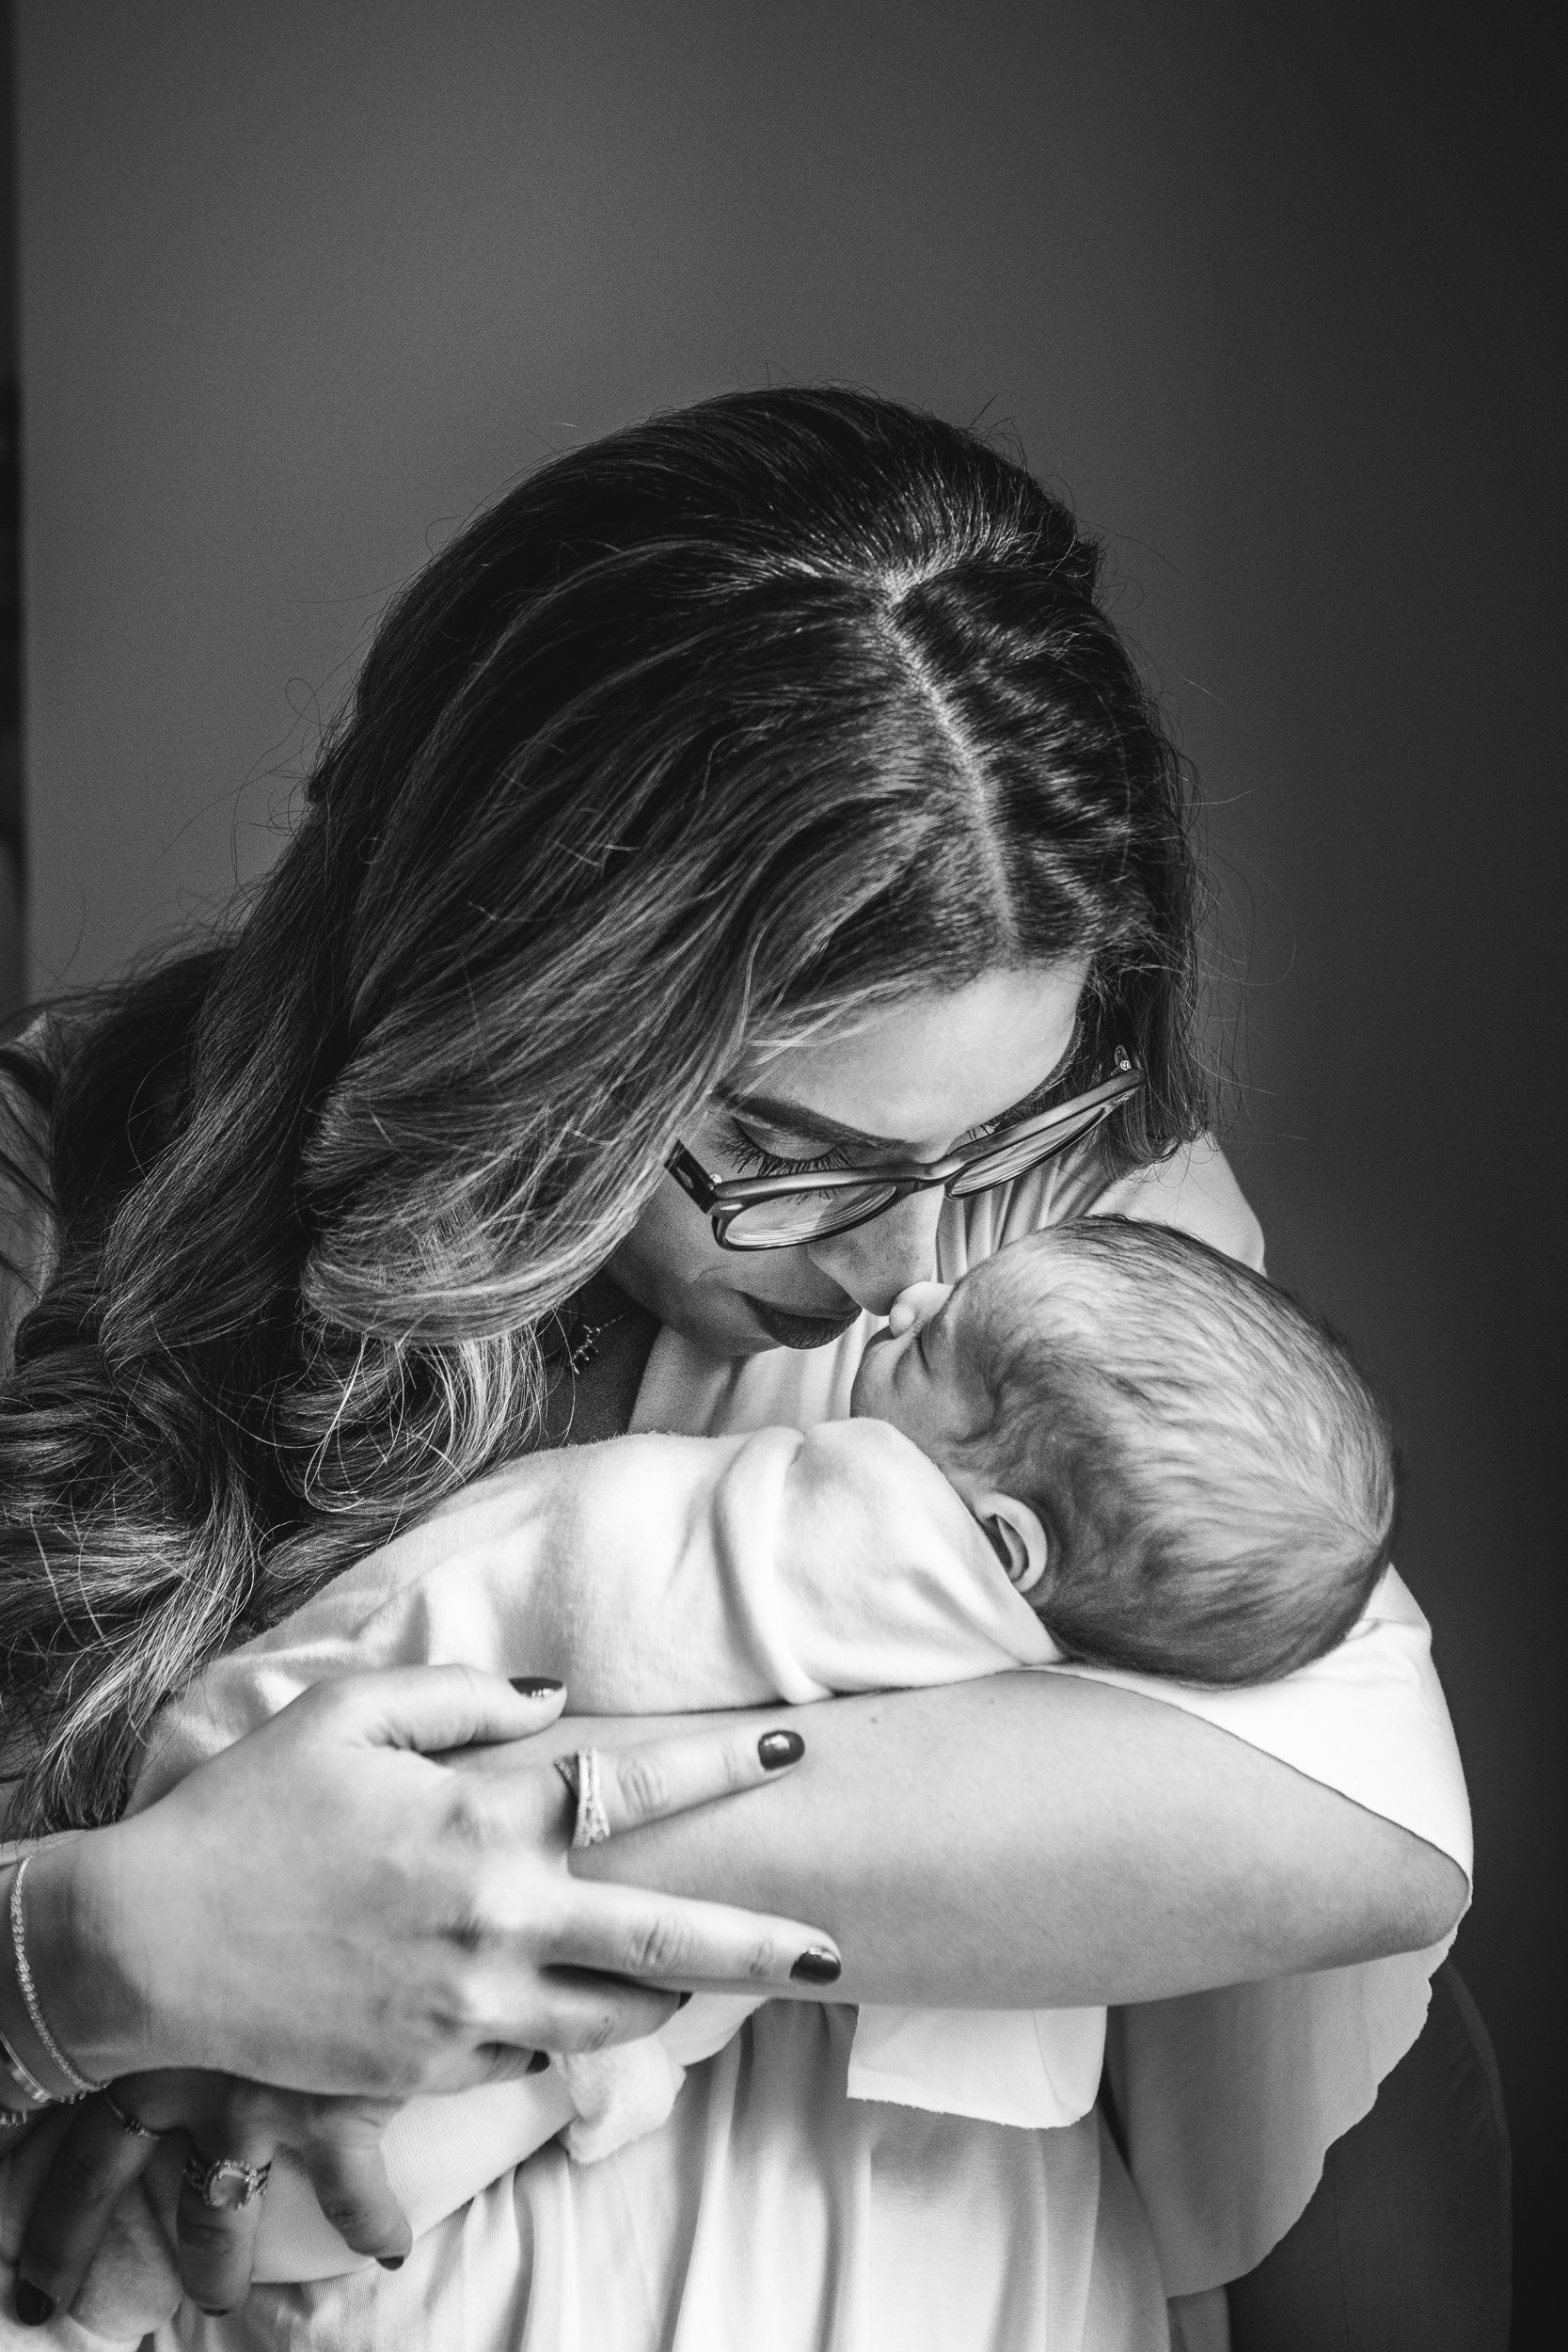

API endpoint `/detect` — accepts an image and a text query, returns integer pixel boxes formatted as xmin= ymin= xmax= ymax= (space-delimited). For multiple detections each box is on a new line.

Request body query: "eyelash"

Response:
xmin=726 ymin=1126 xmax=854 ymax=1179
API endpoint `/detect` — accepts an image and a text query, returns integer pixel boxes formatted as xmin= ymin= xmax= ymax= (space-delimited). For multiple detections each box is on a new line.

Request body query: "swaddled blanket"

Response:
xmin=129 ymin=1414 xmax=1107 ymax=2283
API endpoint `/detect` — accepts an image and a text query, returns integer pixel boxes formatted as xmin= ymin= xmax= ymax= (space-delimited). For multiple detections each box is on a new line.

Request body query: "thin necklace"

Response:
xmin=557 ymin=1307 xmax=634 ymax=1377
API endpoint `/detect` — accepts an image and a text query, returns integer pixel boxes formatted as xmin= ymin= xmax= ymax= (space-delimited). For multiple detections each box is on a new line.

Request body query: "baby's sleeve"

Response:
xmin=765 ymin=1419 xmax=1058 ymax=1692
xmin=132 ymin=1430 xmax=824 ymax=1804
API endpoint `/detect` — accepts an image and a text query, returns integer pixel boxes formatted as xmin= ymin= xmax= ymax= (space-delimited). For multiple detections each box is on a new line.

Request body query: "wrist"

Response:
xmin=0 ymin=1851 xmax=98 ymax=2115
xmin=15 ymin=1827 xmax=160 ymax=2082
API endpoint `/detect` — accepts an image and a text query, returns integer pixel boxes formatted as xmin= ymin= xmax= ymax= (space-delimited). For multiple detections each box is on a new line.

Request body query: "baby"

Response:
xmin=853 ymin=1212 xmax=1398 ymax=1688
xmin=123 ymin=1214 xmax=1396 ymax=2296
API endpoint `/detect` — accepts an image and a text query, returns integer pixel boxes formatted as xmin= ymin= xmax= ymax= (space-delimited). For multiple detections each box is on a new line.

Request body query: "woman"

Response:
xmin=1 ymin=388 xmax=1476 ymax=2346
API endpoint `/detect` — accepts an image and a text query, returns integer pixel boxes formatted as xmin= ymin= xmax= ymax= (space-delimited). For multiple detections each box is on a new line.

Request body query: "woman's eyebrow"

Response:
xmin=716 ymin=1087 xmax=897 ymax=1150
xmin=719 ymin=1038 xmax=1083 ymax=1156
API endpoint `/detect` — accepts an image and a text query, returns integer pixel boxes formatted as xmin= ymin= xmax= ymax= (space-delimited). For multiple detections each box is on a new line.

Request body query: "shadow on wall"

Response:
xmin=0 ymin=378 xmax=21 ymax=1025
xmin=0 ymin=1 xmax=21 ymax=1022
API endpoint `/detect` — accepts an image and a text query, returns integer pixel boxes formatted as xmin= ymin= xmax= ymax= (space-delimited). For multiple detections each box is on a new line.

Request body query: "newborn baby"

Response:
xmin=854 ymin=1212 xmax=1398 ymax=1686
xmin=129 ymin=1214 xmax=1397 ymax=2293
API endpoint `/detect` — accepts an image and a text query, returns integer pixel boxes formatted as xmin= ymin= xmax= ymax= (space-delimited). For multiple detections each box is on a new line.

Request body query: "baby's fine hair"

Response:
xmin=973 ymin=1218 xmax=1400 ymax=1685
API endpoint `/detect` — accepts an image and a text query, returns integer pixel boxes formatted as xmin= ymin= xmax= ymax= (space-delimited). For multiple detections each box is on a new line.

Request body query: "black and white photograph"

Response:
xmin=0 ymin=7 xmax=1555 ymax=2346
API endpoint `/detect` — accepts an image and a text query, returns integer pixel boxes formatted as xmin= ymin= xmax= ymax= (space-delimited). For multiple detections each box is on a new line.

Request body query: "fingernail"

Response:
xmin=758 ymin=1728 xmax=804 ymax=1770
xmin=528 ymin=2049 xmax=550 ymax=2074
xmin=790 ymin=1947 xmax=842 ymax=1984
xmin=198 ymin=2310 xmax=231 ymax=2319
xmin=13 ymin=2281 xmax=54 ymax=2327
xmin=510 ymin=1676 xmax=564 ymax=1696
xmin=676 ymin=1990 xmax=693 ymax=2009
xmin=377 ymin=2256 xmax=405 ymax=2271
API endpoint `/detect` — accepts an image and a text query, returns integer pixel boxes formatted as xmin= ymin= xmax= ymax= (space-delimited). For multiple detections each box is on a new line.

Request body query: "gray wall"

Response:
xmin=16 ymin=0 xmax=1560 ymax=2291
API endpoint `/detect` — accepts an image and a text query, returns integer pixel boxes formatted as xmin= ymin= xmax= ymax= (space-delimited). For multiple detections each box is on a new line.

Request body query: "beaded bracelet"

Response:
xmin=8 ymin=1857 xmax=101 ymax=2096
xmin=0 ymin=2020 xmax=53 ymax=2109
xmin=0 ymin=1855 xmax=103 ymax=2106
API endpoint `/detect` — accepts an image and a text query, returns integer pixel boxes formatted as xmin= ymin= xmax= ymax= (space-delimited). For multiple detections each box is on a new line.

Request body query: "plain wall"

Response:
xmin=15 ymin=0 xmax=1561 ymax=2305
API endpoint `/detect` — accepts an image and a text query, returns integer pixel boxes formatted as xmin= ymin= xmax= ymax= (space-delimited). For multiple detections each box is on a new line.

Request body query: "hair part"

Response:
xmin=969 ymin=1218 xmax=1400 ymax=1684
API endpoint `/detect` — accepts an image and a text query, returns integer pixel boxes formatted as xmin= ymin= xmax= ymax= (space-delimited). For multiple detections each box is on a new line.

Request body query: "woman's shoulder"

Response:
xmin=941 ymin=1136 xmax=1266 ymax=1279
xmin=1068 ymin=1136 xmax=1266 ymax=1268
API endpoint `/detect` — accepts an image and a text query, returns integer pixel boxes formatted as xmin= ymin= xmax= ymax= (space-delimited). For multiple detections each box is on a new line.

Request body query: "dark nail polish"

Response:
xmin=510 ymin=1676 xmax=564 ymax=1696
xmin=528 ymin=2048 xmax=550 ymax=2074
xmin=790 ymin=1947 xmax=842 ymax=1984
xmin=758 ymin=1728 xmax=804 ymax=1770
xmin=676 ymin=1990 xmax=693 ymax=2009
xmin=13 ymin=2280 xmax=54 ymax=2327
xmin=377 ymin=2256 xmax=405 ymax=2271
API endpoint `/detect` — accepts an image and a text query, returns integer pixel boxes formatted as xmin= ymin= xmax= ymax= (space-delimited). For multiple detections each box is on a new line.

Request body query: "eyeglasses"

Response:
xmin=667 ymin=1052 xmax=1141 ymax=1251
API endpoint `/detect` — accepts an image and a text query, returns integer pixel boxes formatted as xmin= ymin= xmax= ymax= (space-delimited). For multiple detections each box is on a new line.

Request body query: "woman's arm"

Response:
xmin=525 ymin=1674 xmax=1467 ymax=2009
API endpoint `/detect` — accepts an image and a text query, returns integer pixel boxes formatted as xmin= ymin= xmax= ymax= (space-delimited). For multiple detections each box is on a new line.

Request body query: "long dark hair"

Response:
xmin=0 ymin=386 xmax=1208 ymax=1831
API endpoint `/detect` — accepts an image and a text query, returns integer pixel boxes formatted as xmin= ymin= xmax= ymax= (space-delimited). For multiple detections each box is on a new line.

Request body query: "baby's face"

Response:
xmin=848 ymin=1275 xmax=996 ymax=1483
xmin=851 ymin=1263 xmax=1051 ymax=1597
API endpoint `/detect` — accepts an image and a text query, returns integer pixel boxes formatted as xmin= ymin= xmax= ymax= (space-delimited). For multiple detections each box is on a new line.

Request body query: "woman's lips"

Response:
xmin=746 ymin=1296 xmax=863 ymax=1350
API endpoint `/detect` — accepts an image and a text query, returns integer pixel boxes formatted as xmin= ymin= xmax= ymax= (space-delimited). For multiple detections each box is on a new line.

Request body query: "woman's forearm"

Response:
xmin=536 ymin=1675 xmax=1468 ymax=2008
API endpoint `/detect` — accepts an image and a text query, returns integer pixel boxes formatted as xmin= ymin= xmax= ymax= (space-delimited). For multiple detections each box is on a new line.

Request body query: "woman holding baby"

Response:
xmin=0 ymin=390 xmax=1501 ymax=2347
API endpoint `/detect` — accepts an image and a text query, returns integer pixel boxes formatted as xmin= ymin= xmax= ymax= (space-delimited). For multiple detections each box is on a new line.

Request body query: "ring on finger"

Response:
xmin=555 ymin=1748 xmax=611 ymax=1849
xmin=103 ymin=2086 xmax=161 ymax=2142
xmin=182 ymin=2151 xmax=273 ymax=2211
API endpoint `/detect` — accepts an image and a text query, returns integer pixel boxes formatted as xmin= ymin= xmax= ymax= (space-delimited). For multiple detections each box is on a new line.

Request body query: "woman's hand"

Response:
xmin=26 ymin=1666 xmax=839 ymax=2093
xmin=8 ymin=1667 xmax=837 ymax=2327
xmin=12 ymin=2072 xmax=410 ymax=2328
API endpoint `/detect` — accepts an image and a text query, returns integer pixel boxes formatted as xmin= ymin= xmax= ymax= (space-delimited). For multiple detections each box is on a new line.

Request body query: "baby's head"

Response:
xmin=848 ymin=1218 xmax=1399 ymax=1685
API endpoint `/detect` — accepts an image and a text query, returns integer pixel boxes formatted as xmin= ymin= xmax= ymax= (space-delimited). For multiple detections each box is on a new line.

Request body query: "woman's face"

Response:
xmin=610 ymin=961 xmax=1088 ymax=1357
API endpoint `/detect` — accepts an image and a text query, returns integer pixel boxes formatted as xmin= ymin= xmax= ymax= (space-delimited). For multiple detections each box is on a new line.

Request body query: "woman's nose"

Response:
xmin=805 ymin=1187 xmax=945 ymax=1317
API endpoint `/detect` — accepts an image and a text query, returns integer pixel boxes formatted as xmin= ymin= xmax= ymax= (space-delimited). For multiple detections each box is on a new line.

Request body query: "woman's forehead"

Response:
xmin=729 ymin=962 xmax=1087 ymax=1151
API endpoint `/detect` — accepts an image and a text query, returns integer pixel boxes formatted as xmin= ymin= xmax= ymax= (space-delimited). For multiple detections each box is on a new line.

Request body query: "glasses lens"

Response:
xmin=722 ymin=1182 xmax=902 ymax=1249
xmin=948 ymin=1097 xmax=1124 ymax=1195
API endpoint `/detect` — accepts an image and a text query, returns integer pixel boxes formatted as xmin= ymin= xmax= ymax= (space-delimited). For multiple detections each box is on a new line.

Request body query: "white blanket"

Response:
xmin=131 ymin=1414 xmax=1108 ymax=2278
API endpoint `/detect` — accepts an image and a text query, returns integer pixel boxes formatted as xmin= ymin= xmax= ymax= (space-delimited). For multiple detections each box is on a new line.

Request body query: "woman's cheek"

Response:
xmin=608 ymin=1185 xmax=771 ymax=1355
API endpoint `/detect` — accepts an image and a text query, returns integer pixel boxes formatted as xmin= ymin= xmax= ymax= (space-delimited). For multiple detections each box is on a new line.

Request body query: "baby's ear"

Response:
xmin=976 ymin=1492 xmax=1050 ymax=1597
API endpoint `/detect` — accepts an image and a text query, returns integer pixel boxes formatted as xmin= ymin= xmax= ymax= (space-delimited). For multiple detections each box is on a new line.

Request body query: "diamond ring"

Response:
xmin=182 ymin=2151 xmax=273 ymax=2210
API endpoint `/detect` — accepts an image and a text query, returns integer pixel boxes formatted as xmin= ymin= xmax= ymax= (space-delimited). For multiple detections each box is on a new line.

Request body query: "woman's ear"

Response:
xmin=976 ymin=1492 xmax=1050 ymax=1596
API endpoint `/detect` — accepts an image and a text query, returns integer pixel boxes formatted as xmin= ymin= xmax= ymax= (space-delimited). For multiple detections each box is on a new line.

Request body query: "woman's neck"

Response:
xmin=537 ymin=1271 xmax=661 ymax=1450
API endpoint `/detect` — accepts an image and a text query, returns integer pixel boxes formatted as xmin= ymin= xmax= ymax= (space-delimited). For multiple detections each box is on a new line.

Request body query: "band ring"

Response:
xmin=103 ymin=2086 xmax=160 ymax=2142
xmin=182 ymin=2151 xmax=273 ymax=2211
xmin=555 ymin=1748 xmax=612 ymax=1849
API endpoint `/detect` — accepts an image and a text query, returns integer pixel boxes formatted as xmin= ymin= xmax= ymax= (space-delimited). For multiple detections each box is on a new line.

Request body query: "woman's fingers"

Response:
xmin=566 ymin=1723 xmax=810 ymax=1840
xmin=551 ymin=1879 xmax=843 ymax=1994
xmin=299 ymin=1663 xmax=568 ymax=1756
xmin=12 ymin=2095 xmax=158 ymax=2321
xmin=10 ymin=2075 xmax=411 ymax=2326
xmin=500 ymin=1971 xmax=682 ymax=2055
xmin=173 ymin=2109 xmax=279 ymax=2318
xmin=296 ymin=2104 xmax=411 ymax=2265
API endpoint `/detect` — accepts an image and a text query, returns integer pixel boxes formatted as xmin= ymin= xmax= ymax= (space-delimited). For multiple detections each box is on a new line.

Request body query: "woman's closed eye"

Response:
xmin=724 ymin=1124 xmax=857 ymax=1179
